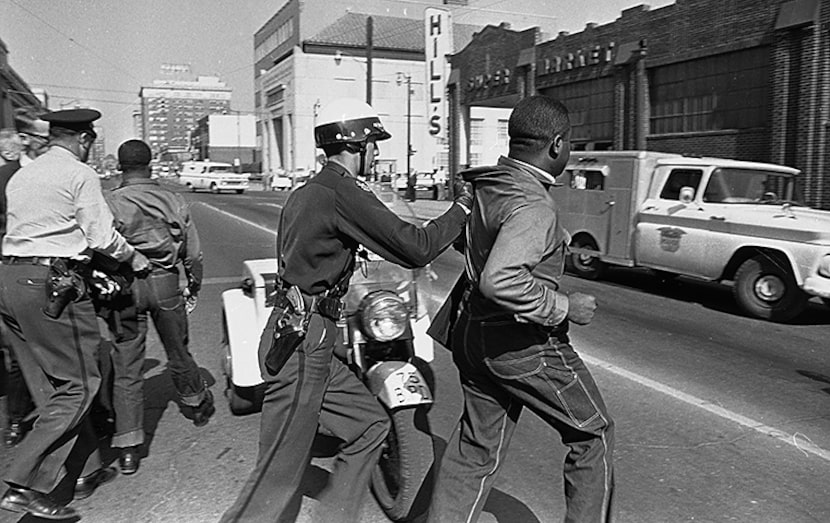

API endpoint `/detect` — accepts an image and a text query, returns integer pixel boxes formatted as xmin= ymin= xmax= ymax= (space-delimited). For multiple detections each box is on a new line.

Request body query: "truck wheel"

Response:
xmin=567 ymin=237 xmax=605 ymax=280
xmin=236 ymin=189 xmax=245 ymax=194
xmin=210 ymin=183 xmax=219 ymax=194
xmin=371 ymin=406 xmax=433 ymax=521
xmin=733 ymin=255 xmax=808 ymax=322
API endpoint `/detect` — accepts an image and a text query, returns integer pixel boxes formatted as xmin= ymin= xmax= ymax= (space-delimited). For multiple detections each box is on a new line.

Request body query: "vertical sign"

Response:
xmin=425 ymin=8 xmax=452 ymax=139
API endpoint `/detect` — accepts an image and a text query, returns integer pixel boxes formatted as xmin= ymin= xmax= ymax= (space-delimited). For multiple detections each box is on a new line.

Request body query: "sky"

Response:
xmin=1 ymin=0 xmax=674 ymax=154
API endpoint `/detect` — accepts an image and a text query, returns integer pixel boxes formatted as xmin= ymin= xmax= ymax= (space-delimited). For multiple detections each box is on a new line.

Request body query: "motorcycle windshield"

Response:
xmin=344 ymin=182 xmax=439 ymax=320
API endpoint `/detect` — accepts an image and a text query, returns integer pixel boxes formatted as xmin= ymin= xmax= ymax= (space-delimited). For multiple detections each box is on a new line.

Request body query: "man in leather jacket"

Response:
xmin=429 ymin=96 xmax=615 ymax=523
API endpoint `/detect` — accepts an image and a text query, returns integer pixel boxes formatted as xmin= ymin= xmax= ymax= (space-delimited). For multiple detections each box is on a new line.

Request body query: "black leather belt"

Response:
xmin=1 ymin=256 xmax=55 ymax=266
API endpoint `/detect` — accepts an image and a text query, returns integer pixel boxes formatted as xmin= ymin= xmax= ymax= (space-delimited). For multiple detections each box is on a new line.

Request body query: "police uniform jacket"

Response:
xmin=279 ymin=161 xmax=466 ymax=295
xmin=2 ymin=146 xmax=135 ymax=261
xmin=105 ymin=177 xmax=203 ymax=293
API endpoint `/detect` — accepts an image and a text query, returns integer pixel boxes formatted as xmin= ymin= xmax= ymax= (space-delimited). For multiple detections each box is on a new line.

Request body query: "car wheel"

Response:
xmin=823 ymin=298 xmax=830 ymax=310
xmin=236 ymin=189 xmax=245 ymax=194
xmin=567 ymin=236 xmax=605 ymax=280
xmin=210 ymin=183 xmax=219 ymax=194
xmin=733 ymin=255 xmax=808 ymax=322
xmin=187 ymin=183 xmax=195 ymax=192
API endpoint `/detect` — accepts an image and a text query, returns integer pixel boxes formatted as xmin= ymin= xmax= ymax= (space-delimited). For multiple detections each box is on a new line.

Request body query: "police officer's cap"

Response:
xmin=42 ymin=108 xmax=101 ymax=134
xmin=118 ymin=139 xmax=152 ymax=167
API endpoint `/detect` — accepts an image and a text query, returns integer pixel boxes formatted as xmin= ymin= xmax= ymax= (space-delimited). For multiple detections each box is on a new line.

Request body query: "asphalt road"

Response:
xmin=2 ymin=183 xmax=829 ymax=523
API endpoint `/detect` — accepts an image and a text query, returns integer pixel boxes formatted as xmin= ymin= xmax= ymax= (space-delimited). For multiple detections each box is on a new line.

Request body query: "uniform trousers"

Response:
xmin=429 ymin=309 xmax=615 ymax=523
xmin=0 ymin=262 xmax=102 ymax=493
xmin=220 ymin=310 xmax=390 ymax=523
xmin=1 ymin=321 xmax=34 ymax=425
xmin=109 ymin=268 xmax=206 ymax=448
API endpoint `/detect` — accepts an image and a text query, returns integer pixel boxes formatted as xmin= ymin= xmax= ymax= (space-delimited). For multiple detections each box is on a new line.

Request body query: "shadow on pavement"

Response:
xmin=580 ymin=267 xmax=830 ymax=326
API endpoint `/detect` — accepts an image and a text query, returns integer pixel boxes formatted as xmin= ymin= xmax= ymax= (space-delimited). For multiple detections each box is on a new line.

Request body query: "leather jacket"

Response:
xmin=462 ymin=156 xmax=570 ymax=326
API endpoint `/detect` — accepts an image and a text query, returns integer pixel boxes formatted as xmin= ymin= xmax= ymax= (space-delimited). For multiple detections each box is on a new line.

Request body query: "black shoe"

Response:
xmin=74 ymin=466 xmax=118 ymax=501
xmin=0 ymin=487 xmax=79 ymax=520
xmin=191 ymin=389 xmax=215 ymax=427
xmin=4 ymin=420 xmax=29 ymax=447
xmin=119 ymin=446 xmax=140 ymax=475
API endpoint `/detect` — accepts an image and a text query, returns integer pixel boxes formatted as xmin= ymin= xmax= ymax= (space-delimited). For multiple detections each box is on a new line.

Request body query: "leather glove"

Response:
xmin=453 ymin=178 xmax=473 ymax=213
xmin=182 ymin=286 xmax=198 ymax=315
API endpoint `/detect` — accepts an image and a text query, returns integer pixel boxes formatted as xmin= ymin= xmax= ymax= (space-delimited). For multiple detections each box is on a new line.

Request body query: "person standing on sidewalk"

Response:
xmin=428 ymin=95 xmax=615 ymax=523
xmin=101 ymin=139 xmax=212 ymax=476
xmin=0 ymin=108 xmax=150 ymax=520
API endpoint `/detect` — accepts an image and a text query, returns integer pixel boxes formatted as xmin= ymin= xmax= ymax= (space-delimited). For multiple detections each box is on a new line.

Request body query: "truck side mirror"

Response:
xmin=679 ymin=186 xmax=696 ymax=203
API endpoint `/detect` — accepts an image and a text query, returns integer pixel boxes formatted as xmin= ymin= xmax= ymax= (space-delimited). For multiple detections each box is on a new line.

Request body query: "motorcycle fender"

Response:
xmin=366 ymin=361 xmax=433 ymax=409
xmin=222 ymin=288 xmax=269 ymax=388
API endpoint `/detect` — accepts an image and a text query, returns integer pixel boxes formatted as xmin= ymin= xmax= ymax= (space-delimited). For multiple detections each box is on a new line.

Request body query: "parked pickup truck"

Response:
xmin=178 ymin=161 xmax=249 ymax=194
xmin=553 ymin=151 xmax=830 ymax=322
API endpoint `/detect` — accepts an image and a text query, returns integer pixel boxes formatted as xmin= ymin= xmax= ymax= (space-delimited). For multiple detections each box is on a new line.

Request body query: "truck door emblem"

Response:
xmin=657 ymin=227 xmax=685 ymax=252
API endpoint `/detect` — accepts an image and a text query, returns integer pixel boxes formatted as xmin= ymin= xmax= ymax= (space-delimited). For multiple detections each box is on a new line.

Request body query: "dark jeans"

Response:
xmin=108 ymin=268 xmax=206 ymax=448
xmin=0 ymin=262 xmax=102 ymax=492
xmin=220 ymin=310 xmax=390 ymax=523
xmin=430 ymin=310 xmax=615 ymax=523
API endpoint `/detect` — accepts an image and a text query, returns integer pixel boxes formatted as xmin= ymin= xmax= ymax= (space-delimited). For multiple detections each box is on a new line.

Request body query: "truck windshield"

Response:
xmin=210 ymin=165 xmax=234 ymax=173
xmin=703 ymin=168 xmax=804 ymax=206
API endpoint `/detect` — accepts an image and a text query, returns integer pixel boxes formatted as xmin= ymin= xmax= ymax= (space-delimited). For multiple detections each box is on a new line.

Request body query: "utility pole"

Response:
xmin=398 ymin=72 xmax=413 ymax=200
xmin=366 ymin=16 xmax=373 ymax=105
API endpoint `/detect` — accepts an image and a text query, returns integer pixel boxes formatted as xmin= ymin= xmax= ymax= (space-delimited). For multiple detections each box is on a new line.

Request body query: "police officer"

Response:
xmin=220 ymin=98 xmax=473 ymax=523
xmin=0 ymin=109 xmax=150 ymax=519
xmin=102 ymin=139 xmax=211 ymax=476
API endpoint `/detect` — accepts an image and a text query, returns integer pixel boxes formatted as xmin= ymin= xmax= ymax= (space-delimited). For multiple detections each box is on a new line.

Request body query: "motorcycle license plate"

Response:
xmin=386 ymin=369 xmax=433 ymax=408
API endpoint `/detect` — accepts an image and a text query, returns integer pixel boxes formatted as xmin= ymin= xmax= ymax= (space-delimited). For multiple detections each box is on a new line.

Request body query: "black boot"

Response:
xmin=190 ymin=389 xmax=215 ymax=427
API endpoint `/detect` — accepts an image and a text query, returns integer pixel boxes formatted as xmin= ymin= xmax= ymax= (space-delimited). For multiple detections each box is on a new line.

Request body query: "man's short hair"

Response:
xmin=118 ymin=139 xmax=152 ymax=169
xmin=508 ymin=96 xmax=570 ymax=154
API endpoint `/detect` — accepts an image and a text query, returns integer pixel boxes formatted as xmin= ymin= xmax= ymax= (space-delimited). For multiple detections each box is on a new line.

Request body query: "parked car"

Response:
xmin=554 ymin=150 xmax=830 ymax=322
xmin=178 ymin=161 xmax=249 ymax=194
xmin=271 ymin=167 xmax=312 ymax=191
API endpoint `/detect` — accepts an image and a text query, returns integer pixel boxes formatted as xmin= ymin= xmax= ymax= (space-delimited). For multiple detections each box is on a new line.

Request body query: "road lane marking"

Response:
xmin=581 ymin=354 xmax=830 ymax=462
xmin=194 ymin=201 xmax=278 ymax=236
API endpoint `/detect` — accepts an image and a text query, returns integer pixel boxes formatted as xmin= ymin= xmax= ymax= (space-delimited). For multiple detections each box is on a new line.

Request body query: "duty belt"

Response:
xmin=1 ymin=256 xmax=58 ymax=267
xmin=277 ymin=283 xmax=344 ymax=322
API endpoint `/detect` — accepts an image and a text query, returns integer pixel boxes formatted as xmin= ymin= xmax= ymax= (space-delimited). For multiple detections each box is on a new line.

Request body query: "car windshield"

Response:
xmin=702 ymin=168 xmax=805 ymax=206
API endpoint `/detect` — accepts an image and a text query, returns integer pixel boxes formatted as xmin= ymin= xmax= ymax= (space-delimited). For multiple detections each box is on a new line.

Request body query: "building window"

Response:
xmin=650 ymin=46 xmax=770 ymax=134
xmin=470 ymin=118 xmax=484 ymax=146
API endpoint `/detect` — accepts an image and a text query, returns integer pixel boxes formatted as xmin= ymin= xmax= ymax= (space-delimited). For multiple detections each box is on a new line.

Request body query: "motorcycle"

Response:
xmin=220 ymin=183 xmax=438 ymax=521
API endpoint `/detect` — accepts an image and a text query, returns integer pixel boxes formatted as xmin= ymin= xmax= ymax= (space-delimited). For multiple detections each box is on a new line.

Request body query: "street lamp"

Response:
xmin=397 ymin=72 xmax=412 ymax=183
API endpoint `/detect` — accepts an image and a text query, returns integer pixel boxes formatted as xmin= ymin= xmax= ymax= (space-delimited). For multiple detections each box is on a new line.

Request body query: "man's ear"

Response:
xmin=549 ymin=135 xmax=563 ymax=159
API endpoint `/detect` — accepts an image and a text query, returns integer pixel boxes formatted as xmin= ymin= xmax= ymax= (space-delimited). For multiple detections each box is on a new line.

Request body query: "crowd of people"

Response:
xmin=0 ymin=108 xmax=213 ymax=520
xmin=1 ymin=94 xmax=614 ymax=523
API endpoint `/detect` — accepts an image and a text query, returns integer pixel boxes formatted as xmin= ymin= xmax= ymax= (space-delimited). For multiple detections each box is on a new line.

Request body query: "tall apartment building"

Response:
xmin=138 ymin=76 xmax=232 ymax=160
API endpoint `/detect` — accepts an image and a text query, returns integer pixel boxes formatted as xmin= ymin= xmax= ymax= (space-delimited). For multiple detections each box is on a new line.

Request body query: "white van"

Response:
xmin=178 ymin=161 xmax=249 ymax=194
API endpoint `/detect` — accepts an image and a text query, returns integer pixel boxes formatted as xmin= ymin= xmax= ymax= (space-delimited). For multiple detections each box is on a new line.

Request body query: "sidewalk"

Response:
xmin=250 ymin=179 xmax=454 ymax=221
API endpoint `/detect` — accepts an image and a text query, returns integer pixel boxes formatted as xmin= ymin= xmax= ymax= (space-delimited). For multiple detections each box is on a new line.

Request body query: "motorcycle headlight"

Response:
xmin=358 ymin=290 xmax=408 ymax=342
xmin=818 ymin=254 xmax=830 ymax=278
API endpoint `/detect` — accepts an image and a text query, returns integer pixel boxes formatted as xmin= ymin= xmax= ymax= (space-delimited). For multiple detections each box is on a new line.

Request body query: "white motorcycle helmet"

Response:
xmin=314 ymin=98 xmax=391 ymax=149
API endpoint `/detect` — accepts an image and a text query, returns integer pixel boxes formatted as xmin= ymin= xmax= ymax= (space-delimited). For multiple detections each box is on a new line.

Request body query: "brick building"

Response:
xmin=447 ymin=0 xmax=830 ymax=209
